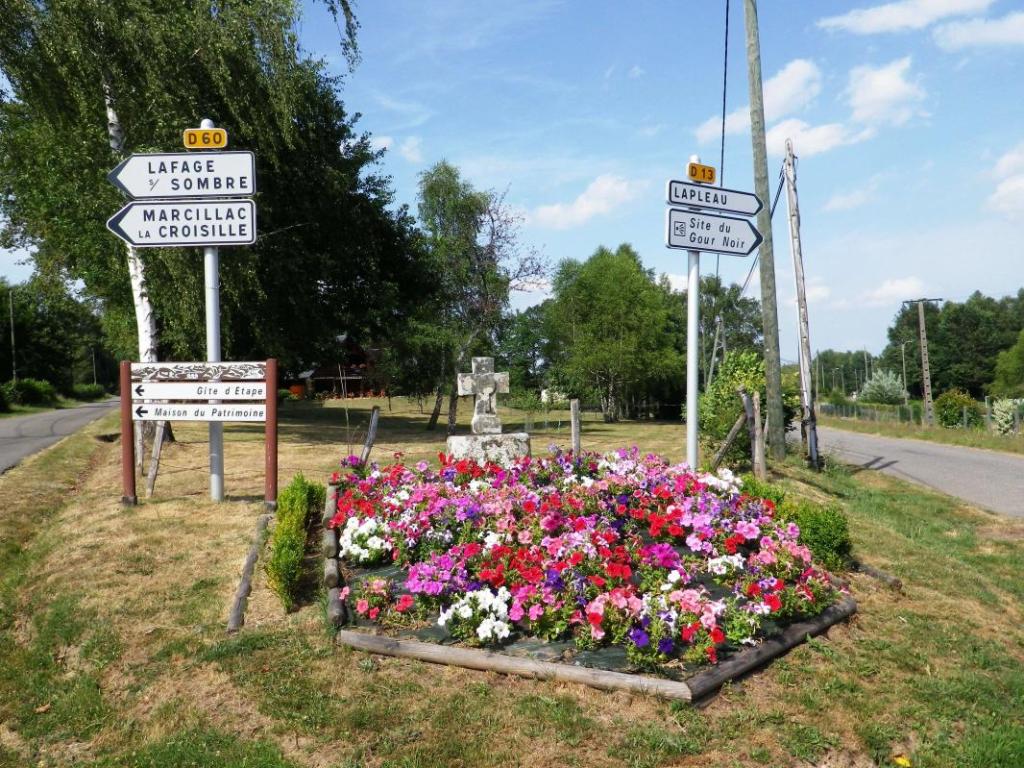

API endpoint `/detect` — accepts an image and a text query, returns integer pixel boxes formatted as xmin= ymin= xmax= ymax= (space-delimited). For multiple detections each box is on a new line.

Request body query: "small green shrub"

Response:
xmin=934 ymin=388 xmax=983 ymax=428
xmin=265 ymin=473 xmax=326 ymax=611
xmin=0 ymin=384 xmax=8 ymax=412
xmin=992 ymin=398 xmax=1023 ymax=435
xmin=739 ymin=473 xmax=786 ymax=506
xmin=3 ymin=378 xmax=58 ymax=406
xmin=71 ymin=383 xmax=106 ymax=401
xmin=859 ymin=369 xmax=905 ymax=405
xmin=778 ymin=499 xmax=852 ymax=572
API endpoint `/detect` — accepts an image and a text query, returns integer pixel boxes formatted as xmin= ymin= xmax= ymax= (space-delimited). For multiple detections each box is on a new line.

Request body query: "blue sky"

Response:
xmin=5 ymin=0 xmax=1024 ymax=357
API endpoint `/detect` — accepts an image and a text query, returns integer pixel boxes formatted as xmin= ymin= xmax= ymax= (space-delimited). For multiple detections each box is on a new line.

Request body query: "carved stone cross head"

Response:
xmin=457 ymin=357 xmax=510 ymax=435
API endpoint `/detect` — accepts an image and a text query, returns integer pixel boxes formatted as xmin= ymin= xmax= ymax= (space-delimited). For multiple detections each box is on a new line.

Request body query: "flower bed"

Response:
xmin=328 ymin=448 xmax=843 ymax=670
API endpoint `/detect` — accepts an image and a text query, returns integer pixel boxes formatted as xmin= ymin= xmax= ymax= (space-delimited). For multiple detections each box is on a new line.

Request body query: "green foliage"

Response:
xmin=0 ymin=383 xmax=7 ymax=413
xmin=859 ymin=369 xmax=905 ymax=404
xmin=71 ymin=383 xmax=105 ymax=401
xmin=991 ymin=327 xmax=1024 ymax=397
xmin=3 ymin=378 xmax=57 ymax=406
xmin=778 ymin=499 xmax=852 ymax=572
xmin=992 ymin=398 xmax=1023 ymax=435
xmin=0 ymin=1 xmax=429 ymax=372
xmin=265 ymin=474 xmax=325 ymax=612
xmin=934 ymin=388 xmax=983 ymax=428
xmin=699 ymin=351 xmax=764 ymax=464
xmin=738 ymin=473 xmax=787 ymax=506
xmin=546 ymin=244 xmax=683 ymax=422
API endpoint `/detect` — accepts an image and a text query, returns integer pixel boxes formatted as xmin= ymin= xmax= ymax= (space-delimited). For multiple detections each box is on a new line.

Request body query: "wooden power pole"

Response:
xmin=904 ymin=298 xmax=942 ymax=426
xmin=743 ymin=0 xmax=785 ymax=461
xmin=782 ymin=139 xmax=819 ymax=468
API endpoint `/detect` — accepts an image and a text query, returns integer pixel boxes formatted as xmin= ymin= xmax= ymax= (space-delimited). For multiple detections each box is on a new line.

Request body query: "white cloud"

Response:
xmin=766 ymin=119 xmax=870 ymax=157
xmin=860 ymin=276 xmax=926 ymax=306
xmin=638 ymin=122 xmax=668 ymax=138
xmin=818 ymin=0 xmax=993 ymax=34
xmin=823 ymin=176 xmax=883 ymax=211
xmin=805 ymin=276 xmax=832 ymax=304
xmin=846 ymin=57 xmax=926 ymax=126
xmin=988 ymin=141 xmax=1024 ymax=217
xmin=628 ymin=64 xmax=645 ymax=79
xmin=398 ymin=136 xmax=423 ymax=163
xmin=934 ymin=11 xmax=1024 ymax=49
xmin=371 ymin=92 xmax=433 ymax=129
xmin=531 ymin=175 xmax=647 ymax=229
xmin=370 ymin=135 xmax=394 ymax=152
xmin=695 ymin=59 xmax=821 ymax=143
xmin=665 ymin=273 xmax=688 ymax=292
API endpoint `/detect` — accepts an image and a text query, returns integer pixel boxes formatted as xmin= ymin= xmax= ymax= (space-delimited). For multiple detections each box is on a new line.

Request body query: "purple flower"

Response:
xmin=658 ymin=638 xmax=674 ymax=655
xmin=628 ymin=628 xmax=650 ymax=648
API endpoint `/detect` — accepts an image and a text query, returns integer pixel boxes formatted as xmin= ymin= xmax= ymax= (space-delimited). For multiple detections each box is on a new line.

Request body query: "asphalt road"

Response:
xmin=816 ymin=424 xmax=1024 ymax=518
xmin=0 ymin=400 xmax=116 ymax=473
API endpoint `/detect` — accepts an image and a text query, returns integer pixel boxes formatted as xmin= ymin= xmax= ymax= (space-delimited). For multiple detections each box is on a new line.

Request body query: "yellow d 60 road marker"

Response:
xmin=687 ymin=161 xmax=716 ymax=185
xmin=183 ymin=127 xmax=228 ymax=150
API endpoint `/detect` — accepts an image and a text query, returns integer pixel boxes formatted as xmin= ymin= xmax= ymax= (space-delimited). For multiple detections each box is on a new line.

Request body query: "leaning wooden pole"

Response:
xmin=119 ymin=361 xmax=137 ymax=506
xmin=570 ymin=399 xmax=581 ymax=455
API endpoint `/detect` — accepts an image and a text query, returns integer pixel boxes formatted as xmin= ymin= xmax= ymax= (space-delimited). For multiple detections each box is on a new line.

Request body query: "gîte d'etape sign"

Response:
xmin=107 ymin=151 xmax=255 ymax=199
xmin=106 ymin=199 xmax=256 ymax=248
xmin=132 ymin=381 xmax=267 ymax=400
xmin=133 ymin=403 xmax=266 ymax=422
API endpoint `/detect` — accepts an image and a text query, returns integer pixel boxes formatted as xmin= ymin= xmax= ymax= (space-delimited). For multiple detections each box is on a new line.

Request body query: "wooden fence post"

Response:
xmin=120 ymin=361 xmax=137 ymax=506
xmin=359 ymin=406 xmax=381 ymax=466
xmin=570 ymin=399 xmax=581 ymax=455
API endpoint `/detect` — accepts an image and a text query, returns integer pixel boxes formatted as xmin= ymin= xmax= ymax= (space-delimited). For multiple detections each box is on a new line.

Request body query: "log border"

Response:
xmin=335 ymin=596 xmax=857 ymax=703
xmin=226 ymin=512 xmax=273 ymax=634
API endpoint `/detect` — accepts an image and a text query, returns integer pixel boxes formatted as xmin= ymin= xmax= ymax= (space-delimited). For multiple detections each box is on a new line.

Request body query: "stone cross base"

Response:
xmin=446 ymin=433 xmax=531 ymax=467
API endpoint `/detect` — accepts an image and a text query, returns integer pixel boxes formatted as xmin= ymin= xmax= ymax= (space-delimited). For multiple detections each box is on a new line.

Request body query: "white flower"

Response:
xmin=458 ymin=604 xmax=473 ymax=619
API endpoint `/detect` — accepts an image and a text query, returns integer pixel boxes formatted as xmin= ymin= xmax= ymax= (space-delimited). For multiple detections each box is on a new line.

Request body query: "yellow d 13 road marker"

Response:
xmin=183 ymin=127 xmax=228 ymax=149
xmin=687 ymin=161 xmax=716 ymax=185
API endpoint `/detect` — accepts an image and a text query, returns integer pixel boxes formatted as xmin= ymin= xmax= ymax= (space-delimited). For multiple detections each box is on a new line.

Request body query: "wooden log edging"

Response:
xmin=853 ymin=561 xmax=903 ymax=592
xmin=335 ymin=630 xmax=694 ymax=701
xmin=226 ymin=512 xmax=273 ymax=634
xmin=335 ymin=596 xmax=857 ymax=703
xmin=322 ymin=484 xmax=345 ymax=627
xmin=685 ymin=596 xmax=858 ymax=701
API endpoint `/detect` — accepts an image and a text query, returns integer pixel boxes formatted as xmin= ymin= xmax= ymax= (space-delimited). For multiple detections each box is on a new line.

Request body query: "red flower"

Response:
xmin=587 ymin=575 xmax=606 ymax=588
xmin=522 ymin=500 xmax=537 ymax=514
xmin=681 ymin=621 xmax=700 ymax=642
xmin=709 ymin=626 xmax=725 ymax=644
xmin=368 ymin=606 xmax=380 ymax=620
xmin=569 ymin=551 xmax=584 ymax=566
xmin=765 ymin=593 xmax=783 ymax=612
xmin=587 ymin=612 xmax=603 ymax=627
xmin=745 ymin=582 xmax=762 ymax=598
xmin=395 ymin=594 xmax=414 ymax=613
xmin=706 ymin=645 xmax=718 ymax=664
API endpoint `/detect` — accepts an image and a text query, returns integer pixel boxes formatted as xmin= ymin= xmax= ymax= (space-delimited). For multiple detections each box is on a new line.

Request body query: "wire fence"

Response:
xmin=818 ymin=401 xmax=1024 ymax=436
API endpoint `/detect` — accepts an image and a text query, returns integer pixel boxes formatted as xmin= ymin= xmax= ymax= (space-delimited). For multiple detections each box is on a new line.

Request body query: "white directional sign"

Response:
xmin=132 ymin=381 xmax=266 ymax=401
xmin=665 ymin=208 xmax=762 ymax=256
xmin=133 ymin=403 xmax=266 ymax=422
xmin=666 ymin=180 xmax=763 ymax=216
xmin=106 ymin=199 xmax=256 ymax=248
xmin=108 ymin=151 xmax=255 ymax=199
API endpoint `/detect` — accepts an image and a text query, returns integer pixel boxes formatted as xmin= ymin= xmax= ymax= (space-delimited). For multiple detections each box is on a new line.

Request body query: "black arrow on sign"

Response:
xmin=135 ymin=406 xmax=148 ymax=418
xmin=134 ymin=384 xmax=144 ymax=397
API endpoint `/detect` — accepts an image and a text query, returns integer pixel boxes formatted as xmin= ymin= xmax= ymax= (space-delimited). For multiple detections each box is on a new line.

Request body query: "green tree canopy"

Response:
xmin=0 ymin=0 xmax=428 ymax=373
xmin=546 ymin=244 xmax=682 ymax=422
xmin=991 ymin=328 xmax=1024 ymax=398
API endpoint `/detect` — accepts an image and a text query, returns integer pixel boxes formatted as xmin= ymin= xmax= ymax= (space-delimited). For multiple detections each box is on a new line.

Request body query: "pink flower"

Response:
xmin=395 ymin=594 xmax=414 ymax=612
xmin=340 ymin=586 xmax=350 ymax=600
xmin=356 ymin=599 xmax=369 ymax=615
xmin=735 ymin=520 xmax=760 ymax=541
xmin=369 ymin=606 xmax=380 ymax=620
xmin=529 ymin=604 xmax=544 ymax=621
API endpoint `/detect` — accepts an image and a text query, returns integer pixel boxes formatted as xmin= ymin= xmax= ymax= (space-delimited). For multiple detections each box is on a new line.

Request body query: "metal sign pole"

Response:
xmin=686 ymin=154 xmax=701 ymax=470
xmin=202 ymin=117 xmax=224 ymax=502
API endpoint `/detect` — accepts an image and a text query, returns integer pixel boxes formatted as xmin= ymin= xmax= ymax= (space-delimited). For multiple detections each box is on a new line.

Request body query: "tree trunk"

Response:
xmin=104 ymin=81 xmax=158 ymax=366
xmin=426 ymin=387 xmax=444 ymax=431
xmin=446 ymin=378 xmax=459 ymax=436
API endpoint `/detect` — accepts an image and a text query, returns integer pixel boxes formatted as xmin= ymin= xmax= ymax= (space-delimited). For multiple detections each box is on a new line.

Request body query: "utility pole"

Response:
xmin=7 ymin=286 xmax=15 ymax=382
xmin=782 ymin=138 xmax=819 ymax=467
xmin=743 ymin=0 xmax=785 ymax=461
xmin=899 ymin=340 xmax=910 ymax=406
xmin=863 ymin=350 xmax=870 ymax=384
xmin=902 ymin=298 xmax=942 ymax=426
xmin=831 ymin=367 xmax=837 ymax=393
xmin=203 ymin=118 xmax=225 ymax=501
xmin=684 ymin=153 xmax=703 ymax=470
xmin=840 ymin=368 xmax=846 ymax=395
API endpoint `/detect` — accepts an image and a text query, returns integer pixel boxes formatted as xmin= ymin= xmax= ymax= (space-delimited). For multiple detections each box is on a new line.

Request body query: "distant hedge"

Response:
xmin=3 ymin=378 xmax=58 ymax=406
xmin=265 ymin=473 xmax=325 ymax=611
xmin=71 ymin=383 xmax=106 ymax=401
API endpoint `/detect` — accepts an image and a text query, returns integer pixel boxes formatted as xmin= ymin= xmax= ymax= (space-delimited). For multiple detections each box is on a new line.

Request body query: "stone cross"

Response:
xmin=457 ymin=357 xmax=510 ymax=435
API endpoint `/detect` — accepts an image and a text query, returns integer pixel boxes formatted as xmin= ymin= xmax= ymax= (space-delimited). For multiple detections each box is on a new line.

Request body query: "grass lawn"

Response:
xmin=1 ymin=397 xmax=1022 ymax=767
xmin=819 ymin=413 xmax=1024 ymax=456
